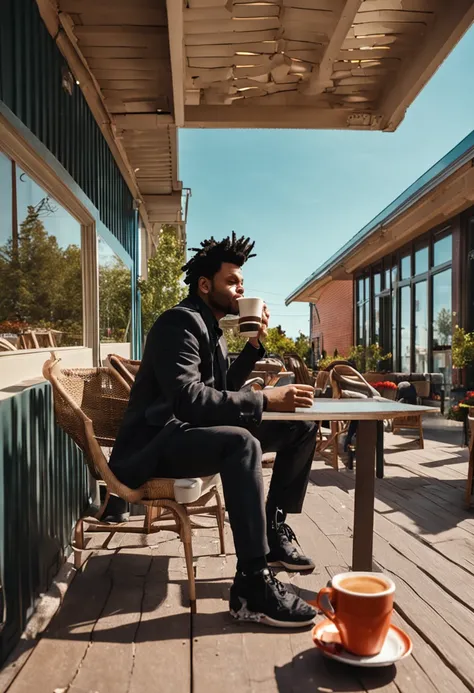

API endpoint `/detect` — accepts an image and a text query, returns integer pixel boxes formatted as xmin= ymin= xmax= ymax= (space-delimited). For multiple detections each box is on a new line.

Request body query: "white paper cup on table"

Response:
xmin=237 ymin=297 xmax=264 ymax=338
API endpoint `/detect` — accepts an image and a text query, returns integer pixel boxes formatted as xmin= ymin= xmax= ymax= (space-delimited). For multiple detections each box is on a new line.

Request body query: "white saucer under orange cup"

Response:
xmin=309 ymin=571 xmax=412 ymax=667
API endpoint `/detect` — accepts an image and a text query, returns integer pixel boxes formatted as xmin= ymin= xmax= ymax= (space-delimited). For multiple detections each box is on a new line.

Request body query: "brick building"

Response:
xmin=310 ymin=280 xmax=354 ymax=360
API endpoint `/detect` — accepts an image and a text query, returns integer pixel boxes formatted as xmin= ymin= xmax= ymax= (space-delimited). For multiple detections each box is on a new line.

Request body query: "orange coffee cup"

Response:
xmin=316 ymin=572 xmax=395 ymax=657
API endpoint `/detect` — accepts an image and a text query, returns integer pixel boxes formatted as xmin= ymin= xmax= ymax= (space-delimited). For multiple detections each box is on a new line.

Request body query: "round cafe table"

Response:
xmin=262 ymin=398 xmax=430 ymax=571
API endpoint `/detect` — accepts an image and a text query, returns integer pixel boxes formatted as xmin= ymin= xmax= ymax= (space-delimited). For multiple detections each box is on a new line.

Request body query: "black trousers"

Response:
xmin=157 ymin=420 xmax=318 ymax=562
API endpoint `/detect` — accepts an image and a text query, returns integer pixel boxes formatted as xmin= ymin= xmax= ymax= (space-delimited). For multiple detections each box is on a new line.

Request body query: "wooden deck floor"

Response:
xmin=3 ymin=430 xmax=474 ymax=693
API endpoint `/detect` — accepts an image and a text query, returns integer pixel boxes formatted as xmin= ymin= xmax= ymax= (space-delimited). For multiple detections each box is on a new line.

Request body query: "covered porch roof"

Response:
xmin=35 ymin=0 xmax=474 ymax=247
xmin=37 ymin=0 xmax=185 ymax=247
xmin=172 ymin=0 xmax=474 ymax=131
xmin=286 ymin=128 xmax=474 ymax=304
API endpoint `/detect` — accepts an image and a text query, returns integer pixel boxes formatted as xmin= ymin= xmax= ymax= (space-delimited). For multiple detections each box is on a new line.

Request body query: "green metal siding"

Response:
xmin=0 ymin=0 xmax=137 ymax=263
xmin=0 ymin=383 xmax=88 ymax=663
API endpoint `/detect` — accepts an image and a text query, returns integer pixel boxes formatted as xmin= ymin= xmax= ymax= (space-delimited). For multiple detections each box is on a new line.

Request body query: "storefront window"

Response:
xmin=0 ymin=156 xmax=83 ymax=348
xmin=415 ymin=246 xmax=429 ymax=275
xmin=373 ymin=272 xmax=381 ymax=295
xmin=400 ymin=254 xmax=411 ymax=281
xmin=400 ymin=285 xmax=411 ymax=371
xmin=414 ymin=281 xmax=428 ymax=372
xmin=98 ymin=236 xmax=132 ymax=357
xmin=433 ymin=233 xmax=452 ymax=267
xmin=392 ymin=291 xmax=397 ymax=367
xmin=374 ymin=296 xmax=380 ymax=343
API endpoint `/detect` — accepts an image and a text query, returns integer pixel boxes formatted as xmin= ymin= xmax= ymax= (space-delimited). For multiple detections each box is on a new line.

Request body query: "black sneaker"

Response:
xmin=100 ymin=493 xmax=130 ymax=524
xmin=229 ymin=568 xmax=316 ymax=628
xmin=266 ymin=509 xmax=315 ymax=572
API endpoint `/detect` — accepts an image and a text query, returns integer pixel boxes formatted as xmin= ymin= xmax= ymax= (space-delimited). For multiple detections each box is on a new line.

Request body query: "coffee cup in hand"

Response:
xmin=237 ymin=297 xmax=264 ymax=338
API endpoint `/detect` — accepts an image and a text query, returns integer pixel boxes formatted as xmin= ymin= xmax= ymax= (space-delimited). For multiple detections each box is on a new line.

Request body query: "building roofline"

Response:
xmin=286 ymin=129 xmax=474 ymax=305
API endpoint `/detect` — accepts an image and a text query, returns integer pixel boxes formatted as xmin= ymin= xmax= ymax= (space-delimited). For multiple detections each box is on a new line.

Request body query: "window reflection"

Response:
xmin=432 ymin=268 xmax=452 ymax=388
xmin=400 ymin=254 xmax=411 ymax=281
xmin=414 ymin=281 xmax=428 ymax=372
xmin=0 ymin=157 xmax=83 ymax=348
xmin=415 ymin=246 xmax=428 ymax=275
xmin=400 ymin=285 xmax=411 ymax=371
xmin=373 ymin=272 xmax=381 ymax=295
xmin=433 ymin=234 xmax=452 ymax=267
xmin=98 ymin=237 xmax=132 ymax=352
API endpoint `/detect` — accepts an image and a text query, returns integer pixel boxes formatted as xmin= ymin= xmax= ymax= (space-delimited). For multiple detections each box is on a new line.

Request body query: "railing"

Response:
xmin=0 ymin=382 xmax=89 ymax=664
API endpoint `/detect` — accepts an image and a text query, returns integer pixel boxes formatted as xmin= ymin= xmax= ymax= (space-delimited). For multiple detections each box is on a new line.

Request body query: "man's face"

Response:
xmin=199 ymin=262 xmax=244 ymax=316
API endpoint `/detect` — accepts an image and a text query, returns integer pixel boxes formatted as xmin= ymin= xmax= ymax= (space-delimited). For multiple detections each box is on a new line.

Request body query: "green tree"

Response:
xmin=99 ymin=259 xmax=132 ymax=342
xmin=139 ymin=225 xmax=187 ymax=335
xmin=224 ymin=329 xmax=247 ymax=353
xmin=294 ymin=332 xmax=311 ymax=366
xmin=264 ymin=325 xmax=296 ymax=356
xmin=0 ymin=205 xmax=64 ymax=322
xmin=435 ymin=307 xmax=452 ymax=346
xmin=0 ymin=206 xmax=84 ymax=344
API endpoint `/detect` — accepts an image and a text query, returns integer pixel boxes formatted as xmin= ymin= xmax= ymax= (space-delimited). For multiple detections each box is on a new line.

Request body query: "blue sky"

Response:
xmin=180 ymin=25 xmax=474 ymax=338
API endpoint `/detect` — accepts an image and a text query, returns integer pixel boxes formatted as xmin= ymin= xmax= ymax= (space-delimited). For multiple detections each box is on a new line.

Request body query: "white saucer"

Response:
xmin=312 ymin=619 xmax=413 ymax=667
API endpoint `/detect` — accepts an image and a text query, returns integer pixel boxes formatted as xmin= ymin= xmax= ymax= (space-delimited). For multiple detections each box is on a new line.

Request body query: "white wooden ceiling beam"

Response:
xmin=166 ymin=0 xmax=186 ymax=126
xmin=303 ymin=0 xmax=364 ymax=96
xmin=185 ymin=105 xmax=356 ymax=129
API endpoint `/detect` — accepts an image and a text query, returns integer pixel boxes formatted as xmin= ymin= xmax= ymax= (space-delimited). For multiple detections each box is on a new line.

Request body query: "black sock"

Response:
xmin=237 ymin=555 xmax=267 ymax=574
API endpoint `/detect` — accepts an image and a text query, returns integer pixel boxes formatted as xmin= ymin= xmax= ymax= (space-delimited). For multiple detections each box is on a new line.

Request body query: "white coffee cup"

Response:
xmin=237 ymin=297 xmax=264 ymax=338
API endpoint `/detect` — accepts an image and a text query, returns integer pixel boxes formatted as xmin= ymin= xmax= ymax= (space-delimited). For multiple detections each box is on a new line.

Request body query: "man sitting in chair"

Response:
xmin=110 ymin=234 xmax=318 ymax=628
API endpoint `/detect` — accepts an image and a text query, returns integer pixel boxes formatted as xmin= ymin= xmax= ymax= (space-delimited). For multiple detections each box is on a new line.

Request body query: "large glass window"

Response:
xmin=392 ymin=291 xmax=398 ymax=367
xmin=355 ymin=228 xmax=453 ymax=377
xmin=414 ymin=281 xmax=428 ymax=372
xmin=356 ymin=275 xmax=369 ymax=346
xmin=432 ymin=268 xmax=452 ymax=387
xmin=99 ymin=236 xmax=132 ymax=356
xmin=0 ymin=157 xmax=83 ymax=348
xmin=400 ymin=254 xmax=411 ymax=281
xmin=400 ymin=285 xmax=411 ymax=371
xmin=415 ymin=246 xmax=429 ymax=275
xmin=433 ymin=234 xmax=452 ymax=267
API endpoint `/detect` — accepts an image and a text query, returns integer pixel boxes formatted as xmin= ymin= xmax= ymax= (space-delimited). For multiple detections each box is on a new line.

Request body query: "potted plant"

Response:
xmin=372 ymin=380 xmax=398 ymax=400
xmin=452 ymin=326 xmax=474 ymax=400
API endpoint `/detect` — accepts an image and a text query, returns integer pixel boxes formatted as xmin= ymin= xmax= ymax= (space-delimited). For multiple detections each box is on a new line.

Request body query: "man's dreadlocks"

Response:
xmin=182 ymin=232 xmax=256 ymax=295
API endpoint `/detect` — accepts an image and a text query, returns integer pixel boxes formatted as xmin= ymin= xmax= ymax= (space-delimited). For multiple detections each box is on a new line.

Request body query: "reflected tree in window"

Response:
xmin=99 ymin=238 xmax=132 ymax=343
xmin=0 ymin=199 xmax=82 ymax=345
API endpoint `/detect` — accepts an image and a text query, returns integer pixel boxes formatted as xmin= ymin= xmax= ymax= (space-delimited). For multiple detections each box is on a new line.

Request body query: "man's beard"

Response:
xmin=208 ymin=286 xmax=237 ymax=315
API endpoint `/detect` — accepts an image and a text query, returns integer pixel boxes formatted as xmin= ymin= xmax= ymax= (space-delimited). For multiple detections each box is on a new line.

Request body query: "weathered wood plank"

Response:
xmin=129 ymin=535 xmax=191 ymax=693
xmin=192 ymin=529 xmax=364 ymax=693
xmin=7 ymin=551 xmax=115 ymax=693
xmin=68 ymin=548 xmax=151 ymax=693
xmin=310 ymin=479 xmax=474 ymax=688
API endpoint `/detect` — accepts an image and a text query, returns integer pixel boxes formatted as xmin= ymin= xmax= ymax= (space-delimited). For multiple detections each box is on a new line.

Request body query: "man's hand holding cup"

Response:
xmin=264 ymin=384 xmax=315 ymax=412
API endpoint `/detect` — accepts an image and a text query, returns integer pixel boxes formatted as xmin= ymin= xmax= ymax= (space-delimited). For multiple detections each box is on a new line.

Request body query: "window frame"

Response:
xmin=355 ymin=224 xmax=453 ymax=372
xmin=0 ymin=113 xmax=99 ymax=363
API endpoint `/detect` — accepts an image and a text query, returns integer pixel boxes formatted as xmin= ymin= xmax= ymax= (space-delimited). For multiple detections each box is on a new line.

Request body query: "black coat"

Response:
xmin=109 ymin=296 xmax=264 ymax=488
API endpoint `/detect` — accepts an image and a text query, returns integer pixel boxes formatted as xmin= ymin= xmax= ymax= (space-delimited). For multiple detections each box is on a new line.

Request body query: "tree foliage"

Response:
xmin=0 ymin=205 xmax=83 ymax=344
xmin=225 ymin=324 xmax=312 ymax=365
xmin=139 ymin=225 xmax=187 ymax=335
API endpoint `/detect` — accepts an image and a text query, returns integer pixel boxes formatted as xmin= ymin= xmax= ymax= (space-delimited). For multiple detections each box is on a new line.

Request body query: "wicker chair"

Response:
xmin=107 ymin=353 xmax=141 ymax=389
xmin=0 ymin=337 xmax=17 ymax=352
xmin=43 ymin=354 xmax=225 ymax=612
xmin=391 ymin=411 xmax=424 ymax=448
xmin=321 ymin=365 xmax=383 ymax=473
xmin=284 ymin=353 xmax=315 ymax=386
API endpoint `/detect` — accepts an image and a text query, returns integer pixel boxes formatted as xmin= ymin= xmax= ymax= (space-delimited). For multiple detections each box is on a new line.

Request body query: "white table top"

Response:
xmin=262 ymin=398 xmax=430 ymax=421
